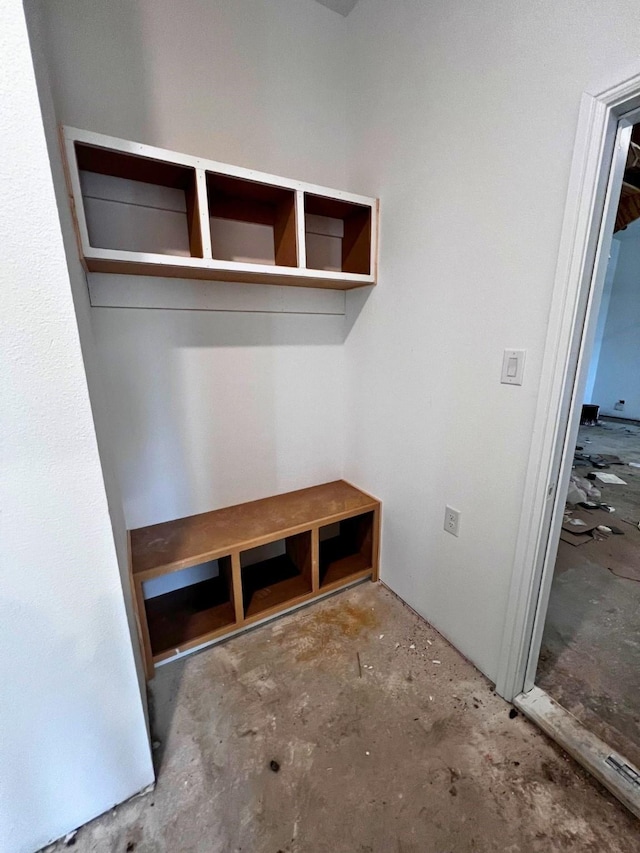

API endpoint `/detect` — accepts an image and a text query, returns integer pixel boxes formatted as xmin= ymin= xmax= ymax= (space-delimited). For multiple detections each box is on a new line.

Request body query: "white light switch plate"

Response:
xmin=501 ymin=349 xmax=526 ymax=385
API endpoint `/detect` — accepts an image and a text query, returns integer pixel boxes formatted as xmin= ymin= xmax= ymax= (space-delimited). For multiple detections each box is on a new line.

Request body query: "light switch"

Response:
xmin=501 ymin=349 xmax=526 ymax=385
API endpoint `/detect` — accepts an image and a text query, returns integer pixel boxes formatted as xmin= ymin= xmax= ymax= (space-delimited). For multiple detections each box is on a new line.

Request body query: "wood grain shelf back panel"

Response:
xmin=130 ymin=480 xmax=377 ymax=577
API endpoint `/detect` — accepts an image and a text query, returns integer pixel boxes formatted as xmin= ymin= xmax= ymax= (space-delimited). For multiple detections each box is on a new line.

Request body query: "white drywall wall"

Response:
xmin=32 ymin=0 xmax=350 ymax=534
xmin=92 ymin=308 xmax=347 ymax=528
xmin=584 ymin=238 xmax=620 ymax=405
xmin=24 ymin=3 xmax=150 ymax=707
xmin=343 ymin=0 xmax=640 ymax=680
xmin=0 ymin=2 xmax=154 ymax=852
xmin=592 ymin=225 xmax=640 ymax=419
xmin=39 ymin=0 xmax=350 ymax=188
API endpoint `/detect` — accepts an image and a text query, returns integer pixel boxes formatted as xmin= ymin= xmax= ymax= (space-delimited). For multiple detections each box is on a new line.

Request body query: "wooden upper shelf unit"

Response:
xmin=62 ymin=126 xmax=379 ymax=290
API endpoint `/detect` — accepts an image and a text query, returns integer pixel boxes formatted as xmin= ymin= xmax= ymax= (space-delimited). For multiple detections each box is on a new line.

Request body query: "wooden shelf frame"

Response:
xmin=128 ymin=480 xmax=380 ymax=678
xmin=62 ymin=126 xmax=379 ymax=290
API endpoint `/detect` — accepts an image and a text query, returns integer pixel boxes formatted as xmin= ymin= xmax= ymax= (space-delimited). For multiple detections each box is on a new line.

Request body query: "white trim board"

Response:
xmin=516 ymin=687 xmax=640 ymax=819
xmin=495 ymin=69 xmax=640 ymax=702
xmin=88 ymin=273 xmax=346 ymax=315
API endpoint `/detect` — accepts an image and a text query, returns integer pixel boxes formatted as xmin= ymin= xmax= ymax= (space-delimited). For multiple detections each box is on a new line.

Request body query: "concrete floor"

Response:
xmin=538 ymin=420 xmax=640 ymax=769
xmin=47 ymin=583 xmax=639 ymax=853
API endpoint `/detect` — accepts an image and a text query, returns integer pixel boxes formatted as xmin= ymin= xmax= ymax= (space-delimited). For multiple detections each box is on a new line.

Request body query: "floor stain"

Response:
xmin=280 ymin=599 xmax=378 ymax=663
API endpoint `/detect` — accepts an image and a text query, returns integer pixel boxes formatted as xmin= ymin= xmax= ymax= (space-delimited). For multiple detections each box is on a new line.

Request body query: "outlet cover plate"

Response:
xmin=444 ymin=506 xmax=460 ymax=537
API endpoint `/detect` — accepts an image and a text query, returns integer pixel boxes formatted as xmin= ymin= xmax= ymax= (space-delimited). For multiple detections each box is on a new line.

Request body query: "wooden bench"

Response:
xmin=129 ymin=480 xmax=380 ymax=677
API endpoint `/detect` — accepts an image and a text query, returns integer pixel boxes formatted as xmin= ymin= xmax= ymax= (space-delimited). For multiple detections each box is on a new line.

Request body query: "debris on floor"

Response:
xmin=567 ymin=473 xmax=601 ymax=504
xmin=541 ymin=417 xmax=640 ymax=772
xmin=592 ymin=472 xmax=627 ymax=485
xmin=45 ymin=583 xmax=640 ymax=853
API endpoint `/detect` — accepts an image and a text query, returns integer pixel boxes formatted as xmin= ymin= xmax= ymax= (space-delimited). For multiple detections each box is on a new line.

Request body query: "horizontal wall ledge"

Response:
xmin=88 ymin=273 xmax=346 ymax=315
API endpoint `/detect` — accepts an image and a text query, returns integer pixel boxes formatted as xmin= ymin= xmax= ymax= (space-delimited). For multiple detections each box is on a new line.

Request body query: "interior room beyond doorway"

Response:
xmin=538 ymin=418 xmax=640 ymax=768
xmin=536 ymin=138 xmax=640 ymax=772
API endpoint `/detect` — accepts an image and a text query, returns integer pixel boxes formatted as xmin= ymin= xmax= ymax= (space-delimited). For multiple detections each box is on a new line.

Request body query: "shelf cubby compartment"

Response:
xmin=143 ymin=558 xmax=236 ymax=661
xmin=319 ymin=511 xmax=375 ymax=588
xmin=241 ymin=532 xmax=313 ymax=620
xmin=304 ymin=193 xmax=372 ymax=275
xmin=207 ymin=172 xmax=297 ymax=267
xmin=74 ymin=142 xmax=204 ymax=258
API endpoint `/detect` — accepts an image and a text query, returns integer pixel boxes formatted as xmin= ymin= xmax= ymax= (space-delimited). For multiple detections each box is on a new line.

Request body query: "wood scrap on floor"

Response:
xmin=560 ymin=530 xmax=594 ymax=547
xmin=559 ymin=489 xmax=640 ymax=577
xmin=560 ymin=512 xmax=604 ymax=547
xmin=591 ymin=472 xmax=628 ymax=485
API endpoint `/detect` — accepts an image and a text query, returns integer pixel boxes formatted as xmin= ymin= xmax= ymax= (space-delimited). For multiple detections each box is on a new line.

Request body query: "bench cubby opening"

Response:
xmin=143 ymin=557 xmax=235 ymax=658
xmin=240 ymin=531 xmax=312 ymax=619
xmin=319 ymin=511 xmax=374 ymax=588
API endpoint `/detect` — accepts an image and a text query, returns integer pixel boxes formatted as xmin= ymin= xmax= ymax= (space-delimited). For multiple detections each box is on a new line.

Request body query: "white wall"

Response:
xmin=0 ymin=3 xmax=154 ymax=852
xmin=92 ymin=308 xmax=347 ymax=528
xmin=32 ymin=0 xmax=351 ymax=533
xmin=592 ymin=224 xmax=640 ymax=419
xmin=343 ymin=0 xmax=640 ymax=680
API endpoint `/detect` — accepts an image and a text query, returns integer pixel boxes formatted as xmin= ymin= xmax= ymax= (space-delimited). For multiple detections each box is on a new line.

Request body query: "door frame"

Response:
xmin=495 ymin=70 xmax=640 ymax=702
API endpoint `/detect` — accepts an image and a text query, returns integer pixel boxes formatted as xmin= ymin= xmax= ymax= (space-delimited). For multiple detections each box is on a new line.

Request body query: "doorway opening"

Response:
xmin=503 ymin=92 xmax=640 ymax=816
xmin=536 ymin=138 xmax=640 ymax=769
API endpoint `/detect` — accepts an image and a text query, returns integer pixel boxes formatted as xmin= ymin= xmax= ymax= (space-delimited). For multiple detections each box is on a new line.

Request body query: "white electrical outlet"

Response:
xmin=444 ymin=506 xmax=460 ymax=537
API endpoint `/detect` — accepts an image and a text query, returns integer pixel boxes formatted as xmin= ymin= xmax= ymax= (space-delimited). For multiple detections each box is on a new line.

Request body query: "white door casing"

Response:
xmin=496 ymin=72 xmax=640 ymax=701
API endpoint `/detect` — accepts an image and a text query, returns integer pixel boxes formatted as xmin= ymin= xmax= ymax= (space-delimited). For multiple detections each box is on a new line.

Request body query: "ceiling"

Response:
xmin=313 ymin=0 xmax=359 ymax=16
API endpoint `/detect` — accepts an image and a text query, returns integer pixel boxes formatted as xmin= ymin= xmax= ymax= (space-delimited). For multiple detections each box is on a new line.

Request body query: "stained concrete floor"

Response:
xmin=47 ymin=583 xmax=639 ymax=852
xmin=537 ymin=419 xmax=640 ymax=769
